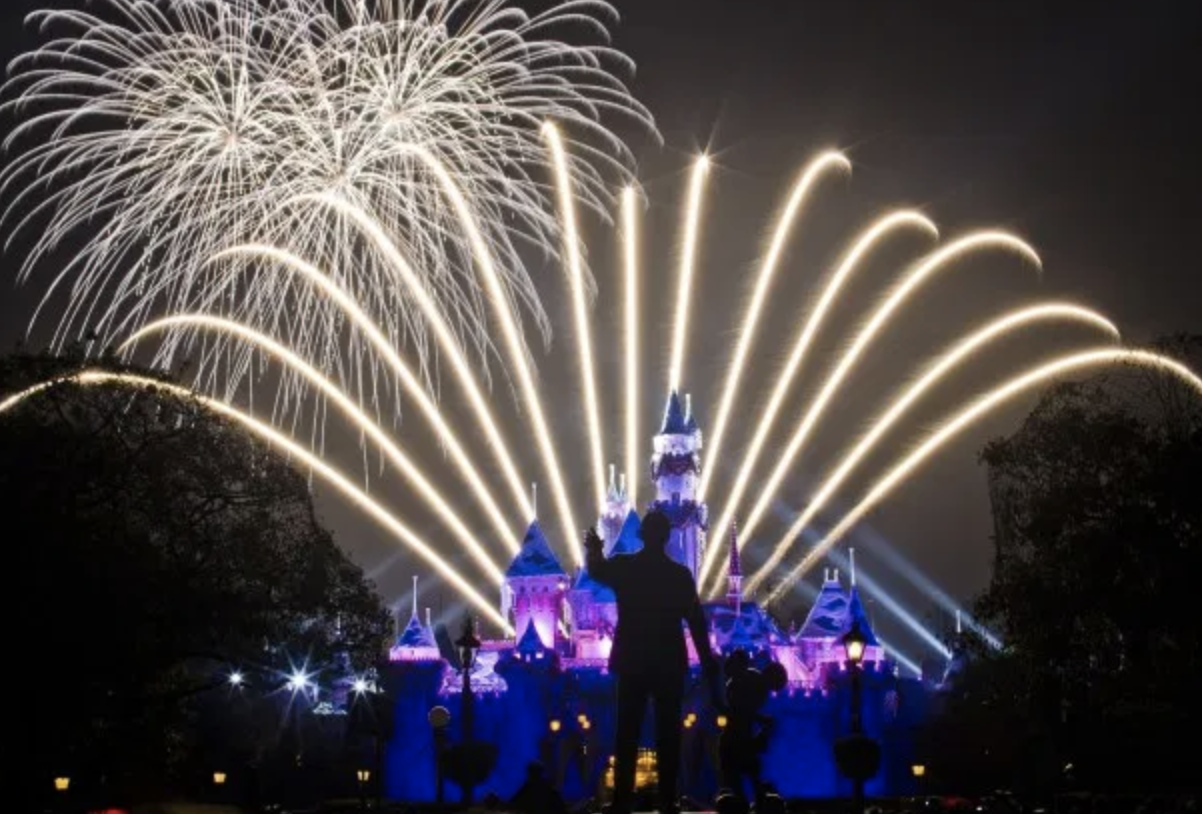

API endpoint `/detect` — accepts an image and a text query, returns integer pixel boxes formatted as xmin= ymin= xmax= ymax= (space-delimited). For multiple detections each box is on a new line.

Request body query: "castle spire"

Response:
xmin=727 ymin=520 xmax=743 ymax=613
xmin=531 ymin=482 xmax=538 ymax=519
xmin=849 ymin=547 xmax=857 ymax=587
xmin=411 ymin=575 xmax=419 ymax=620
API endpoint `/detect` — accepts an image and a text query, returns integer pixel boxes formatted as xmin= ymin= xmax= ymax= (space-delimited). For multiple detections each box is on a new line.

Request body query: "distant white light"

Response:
xmin=352 ymin=678 xmax=369 ymax=694
xmin=228 ymin=671 xmax=244 ymax=686
xmin=287 ymin=671 xmax=311 ymax=692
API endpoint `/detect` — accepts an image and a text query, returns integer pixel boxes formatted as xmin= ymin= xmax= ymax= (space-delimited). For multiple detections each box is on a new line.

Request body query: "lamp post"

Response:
xmin=833 ymin=620 xmax=880 ymax=814
xmin=356 ymin=769 xmax=371 ymax=811
xmin=453 ymin=615 xmax=482 ymax=804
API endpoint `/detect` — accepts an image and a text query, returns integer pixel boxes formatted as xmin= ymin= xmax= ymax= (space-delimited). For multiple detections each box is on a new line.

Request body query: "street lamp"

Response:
xmin=356 ymin=769 xmax=371 ymax=811
xmin=834 ymin=620 xmax=879 ymax=814
xmin=452 ymin=615 xmax=486 ymax=805
xmin=549 ymin=719 xmax=562 ymax=733
xmin=455 ymin=615 xmax=482 ymax=672
xmin=54 ymin=777 xmax=70 ymax=792
xmin=212 ymin=772 xmax=227 ymax=785
xmin=911 ymin=764 xmax=925 ymax=778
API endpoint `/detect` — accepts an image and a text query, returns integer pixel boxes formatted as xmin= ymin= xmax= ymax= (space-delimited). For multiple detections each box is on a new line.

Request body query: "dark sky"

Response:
xmin=2 ymin=1 xmax=1200 ymax=663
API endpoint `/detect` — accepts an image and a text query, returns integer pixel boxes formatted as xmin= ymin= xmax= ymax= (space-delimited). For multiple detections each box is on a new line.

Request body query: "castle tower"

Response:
xmin=650 ymin=390 xmax=707 ymax=582
xmin=504 ymin=520 xmax=567 ymax=649
xmin=727 ymin=521 xmax=743 ymax=613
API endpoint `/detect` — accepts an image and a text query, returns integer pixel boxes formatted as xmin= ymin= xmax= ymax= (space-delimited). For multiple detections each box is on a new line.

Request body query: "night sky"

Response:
xmin=2 ymin=1 xmax=1200 ymax=661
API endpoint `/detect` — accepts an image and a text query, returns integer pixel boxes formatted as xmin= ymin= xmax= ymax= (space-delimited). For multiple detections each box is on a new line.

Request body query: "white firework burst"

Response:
xmin=1 ymin=0 xmax=654 ymax=408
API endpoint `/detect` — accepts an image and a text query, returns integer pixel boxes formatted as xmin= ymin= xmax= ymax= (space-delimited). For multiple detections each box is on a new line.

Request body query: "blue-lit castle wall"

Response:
xmin=383 ymin=392 xmax=933 ymax=802
xmin=383 ymin=657 xmax=928 ymax=802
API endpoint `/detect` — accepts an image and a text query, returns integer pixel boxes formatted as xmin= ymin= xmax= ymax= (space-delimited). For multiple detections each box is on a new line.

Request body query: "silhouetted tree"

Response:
xmin=0 ymin=352 xmax=390 ymax=807
xmin=926 ymin=336 xmax=1202 ymax=794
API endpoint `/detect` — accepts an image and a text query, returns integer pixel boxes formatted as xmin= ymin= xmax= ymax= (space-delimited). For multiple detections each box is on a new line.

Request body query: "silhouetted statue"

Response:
xmin=509 ymin=760 xmax=568 ymax=814
xmin=719 ymin=650 xmax=787 ymax=807
xmin=586 ymin=509 xmax=722 ymax=814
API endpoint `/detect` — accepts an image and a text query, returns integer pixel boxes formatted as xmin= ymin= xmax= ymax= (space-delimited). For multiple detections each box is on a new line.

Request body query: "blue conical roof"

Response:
xmin=846 ymin=587 xmax=879 ymax=645
xmin=607 ymin=509 xmax=643 ymax=557
xmin=659 ymin=390 xmax=690 ymax=435
xmin=506 ymin=520 xmax=565 ymax=578
xmin=397 ymin=613 xmax=436 ymax=649
xmin=798 ymin=574 xmax=851 ymax=638
xmin=572 ymin=567 xmax=616 ymax=602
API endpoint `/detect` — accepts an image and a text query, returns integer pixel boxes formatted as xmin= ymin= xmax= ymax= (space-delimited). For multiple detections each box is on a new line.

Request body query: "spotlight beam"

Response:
xmin=743 ymin=303 xmax=1120 ymax=595
xmin=764 ymin=348 xmax=1202 ymax=605
xmin=0 ymin=370 xmax=512 ymax=631
xmin=713 ymin=231 xmax=1040 ymax=597
xmin=208 ymin=245 xmax=520 ymax=552
xmin=698 ymin=150 xmax=850 ymax=502
xmin=698 ymin=211 xmax=939 ymax=590
xmin=122 ymin=314 xmax=506 ymax=585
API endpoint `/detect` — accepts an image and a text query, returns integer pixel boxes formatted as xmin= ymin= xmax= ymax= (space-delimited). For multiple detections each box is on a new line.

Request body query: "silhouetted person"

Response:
xmin=719 ymin=650 xmax=787 ymax=806
xmin=586 ymin=509 xmax=721 ymax=814
xmin=509 ymin=760 xmax=567 ymax=814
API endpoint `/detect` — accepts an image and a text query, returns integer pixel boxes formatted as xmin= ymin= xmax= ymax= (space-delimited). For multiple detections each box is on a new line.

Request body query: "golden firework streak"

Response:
xmin=709 ymin=231 xmax=1040 ymax=597
xmin=698 ymin=151 xmax=851 ymax=503
xmin=544 ymin=124 xmax=607 ymax=518
xmin=123 ymin=315 xmax=506 ymax=585
xmin=0 ymin=370 xmax=512 ymax=631
xmin=697 ymin=211 xmax=939 ymax=590
xmin=743 ymin=303 xmax=1121 ymax=596
xmin=764 ymin=348 xmax=1202 ymax=606
xmin=208 ymin=245 xmax=521 ymax=552
xmin=668 ymin=156 xmax=711 ymax=393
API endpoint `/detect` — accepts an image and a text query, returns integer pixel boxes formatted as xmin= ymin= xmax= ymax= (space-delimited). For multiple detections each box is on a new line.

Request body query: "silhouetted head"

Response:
xmin=763 ymin=661 xmax=788 ymax=693
xmin=638 ymin=509 xmax=671 ymax=550
xmin=525 ymin=760 xmax=545 ymax=779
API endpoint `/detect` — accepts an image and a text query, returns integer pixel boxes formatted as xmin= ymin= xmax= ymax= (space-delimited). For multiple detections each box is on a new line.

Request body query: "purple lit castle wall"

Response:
xmin=383 ymin=391 xmax=932 ymax=803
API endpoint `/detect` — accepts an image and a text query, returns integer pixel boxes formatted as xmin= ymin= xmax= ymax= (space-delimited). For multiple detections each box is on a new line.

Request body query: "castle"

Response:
xmin=382 ymin=392 xmax=929 ymax=802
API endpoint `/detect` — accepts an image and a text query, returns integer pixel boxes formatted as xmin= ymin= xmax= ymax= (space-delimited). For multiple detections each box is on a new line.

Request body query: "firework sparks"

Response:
xmin=1 ymin=0 xmax=653 ymax=404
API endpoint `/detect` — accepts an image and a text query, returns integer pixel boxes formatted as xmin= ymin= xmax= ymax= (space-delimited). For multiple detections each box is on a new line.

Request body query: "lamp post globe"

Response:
xmin=842 ymin=620 xmax=867 ymax=666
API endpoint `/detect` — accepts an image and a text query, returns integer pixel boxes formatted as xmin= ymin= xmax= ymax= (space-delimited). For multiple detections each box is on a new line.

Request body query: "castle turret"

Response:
xmin=389 ymin=578 xmax=440 ymax=662
xmin=727 ymin=520 xmax=743 ymax=613
xmin=599 ymin=464 xmax=632 ymax=550
xmin=504 ymin=520 xmax=567 ymax=649
xmin=650 ymin=390 xmax=707 ymax=581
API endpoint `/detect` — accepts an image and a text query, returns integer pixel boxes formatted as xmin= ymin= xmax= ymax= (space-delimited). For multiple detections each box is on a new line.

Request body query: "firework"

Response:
xmin=2 ymin=0 xmax=653 ymax=403
xmin=5 ymin=3 xmax=1201 ymax=635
